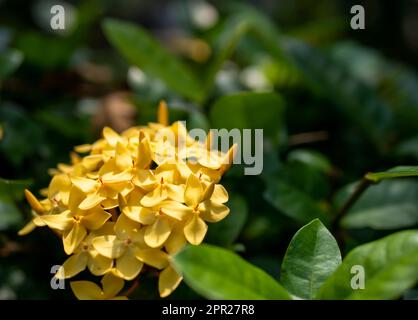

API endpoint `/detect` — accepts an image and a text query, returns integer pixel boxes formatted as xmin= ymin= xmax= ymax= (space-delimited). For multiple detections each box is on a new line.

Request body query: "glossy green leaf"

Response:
xmin=0 ymin=49 xmax=23 ymax=79
xmin=0 ymin=195 xmax=22 ymax=231
xmin=341 ymin=179 xmax=418 ymax=230
xmin=287 ymin=149 xmax=332 ymax=174
xmin=202 ymin=17 xmax=249 ymax=99
xmin=0 ymin=178 xmax=32 ymax=201
xmin=210 ymin=92 xmax=285 ymax=143
xmin=0 ymin=104 xmax=43 ymax=166
xmin=281 ymin=219 xmax=341 ymax=299
xmin=15 ymin=32 xmax=74 ymax=69
xmin=264 ymin=178 xmax=329 ymax=225
xmin=103 ymin=19 xmax=203 ymax=102
xmin=173 ymin=244 xmax=291 ymax=300
xmin=317 ymin=230 xmax=418 ymax=299
xmin=365 ymin=166 xmax=418 ymax=183
xmin=282 ymin=38 xmax=392 ymax=150
xmin=275 ymin=162 xmax=330 ymax=200
xmin=206 ymin=194 xmax=248 ymax=246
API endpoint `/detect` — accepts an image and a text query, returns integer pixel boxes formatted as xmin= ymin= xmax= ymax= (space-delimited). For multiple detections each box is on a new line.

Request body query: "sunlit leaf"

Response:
xmin=317 ymin=230 xmax=418 ymax=299
xmin=173 ymin=244 xmax=291 ymax=299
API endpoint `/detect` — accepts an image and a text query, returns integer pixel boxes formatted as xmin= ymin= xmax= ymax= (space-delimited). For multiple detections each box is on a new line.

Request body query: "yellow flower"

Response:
xmin=55 ymin=222 xmax=114 ymax=279
xmin=92 ymin=214 xmax=145 ymax=280
xmin=168 ymin=173 xmax=229 ymax=245
xmin=20 ymin=100 xmax=234 ymax=299
xmin=70 ymin=273 xmax=127 ymax=300
xmin=70 ymin=165 xmax=133 ymax=210
xmin=18 ymin=189 xmax=47 ymax=236
xmin=158 ymin=264 xmax=183 ymax=298
xmin=139 ymin=163 xmax=184 ymax=207
xmin=40 ymin=187 xmax=111 ymax=254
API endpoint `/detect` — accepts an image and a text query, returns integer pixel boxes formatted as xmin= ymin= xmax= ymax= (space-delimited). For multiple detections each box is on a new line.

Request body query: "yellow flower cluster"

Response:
xmin=19 ymin=102 xmax=235 ymax=299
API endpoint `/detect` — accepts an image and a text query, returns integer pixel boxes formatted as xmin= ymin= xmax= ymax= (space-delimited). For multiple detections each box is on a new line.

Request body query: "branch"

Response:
xmin=333 ymin=177 xmax=372 ymax=229
xmin=124 ymin=278 xmax=140 ymax=297
xmin=332 ymin=177 xmax=373 ymax=248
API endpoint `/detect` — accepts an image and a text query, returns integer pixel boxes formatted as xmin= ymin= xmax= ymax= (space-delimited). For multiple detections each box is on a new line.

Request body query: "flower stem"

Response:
xmin=124 ymin=279 xmax=140 ymax=297
xmin=333 ymin=177 xmax=373 ymax=246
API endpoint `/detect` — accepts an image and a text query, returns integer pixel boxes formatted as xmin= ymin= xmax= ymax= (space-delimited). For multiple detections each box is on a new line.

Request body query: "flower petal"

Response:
xmin=24 ymin=189 xmax=44 ymax=214
xmin=114 ymin=213 xmax=141 ymax=240
xmin=48 ymin=174 xmax=71 ymax=205
xmin=87 ymin=251 xmax=113 ymax=276
xmin=92 ymin=235 xmax=125 ymax=259
xmin=159 ymin=266 xmax=183 ymax=298
xmin=115 ymin=142 xmax=132 ymax=170
xmin=135 ymin=248 xmax=169 ymax=270
xmin=68 ymin=186 xmax=86 ymax=213
xmin=40 ymin=211 xmax=73 ymax=231
xmin=18 ymin=220 xmax=37 ymax=236
xmin=211 ymin=184 xmax=229 ymax=204
xmin=123 ymin=206 xmax=155 ymax=225
xmin=57 ymin=252 xmax=88 ymax=279
xmin=63 ymin=223 xmax=87 ymax=255
xmin=79 ymin=192 xmax=106 ymax=210
xmin=160 ymin=200 xmax=192 ymax=221
xmin=103 ymin=126 xmax=121 ymax=147
xmin=113 ymin=249 xmax=143 ymax=280
xmin=101 ymin=170 xmax=132 ymax=184
xmin=81 ymin=209 xmax=111 ymax=230
xmin=144 ymin=217 xmax=172 ymax=248
xmin=140 ymin=185 xmax=167 ymax=207
xmin=184 ymin=215 xmax=207 ymax=245
xmin=165 ymin=225 xmax=187 ymax=255
xmin=101 ymin=273 xmax=125 ymax=298
xmin=200 ymin=201 xmax=230 ymax=223
xmin=71 ymin=176 xmax=98 ymax=193
xmin=70 ymin=281 xmax=103 ymax=300
xmin=184 ymin=174 xmax=203 ymax=208
xmin=74 ymin=144 xmax=92 ymax=153
xmin=157 ymin=100 xmax=169 ymax=126
xmin=82 ymin=155 xmax=103 ymax=171
xmin=166 ymin=184 xmax=185 ymax=202
xmin=136 ymin=134 xmax=152 ymax=170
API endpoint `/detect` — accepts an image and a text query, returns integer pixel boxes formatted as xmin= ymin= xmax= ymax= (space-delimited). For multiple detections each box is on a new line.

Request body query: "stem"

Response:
xmin=333 ymin=177 xmax=373 ymax=246
xmin=124 ymin=278 xmax=140 ymax=297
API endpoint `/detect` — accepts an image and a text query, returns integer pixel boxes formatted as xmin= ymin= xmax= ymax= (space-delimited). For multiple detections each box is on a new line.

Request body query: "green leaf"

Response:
xmin=209 ymin=92 xmax=285 ymax=144
xmin=264 ymin=178 xmax=329 ymax=224
xmin=0 ymin=196 xmax=22 ymax=231
xmin=0 ymin=178 xmax=32 ymax=201
xmin=102 ymin=19 xmax=203 ymax=102
xmin=15 ymin=32 xmax=74 ymax=69
xmin=396 ymin=137 xmax=418 ymax=159
xmin=365 ymin=166 xmax=418 ymax=183
xmin=287 ymin=149 xmax=332 ymax=174
xmin=281 ymin=219 xmax=341 ymax=299
xmin=275 ymin=162 xmax=330 ymax=200
xmin=202 ymin=17 xmax=249 ymax=99
xmin=316 ymin=230 xmax=418 ymax=299
xmin=341 ymin=179 xmax=418 ymax=230
xmin=282 ymin=38 xmax=393 ymax=150
xmin=206 ymin=194 xmax=248 ymax=246
xmin=0 ymin=49 xmax=23 ymax=79
xmin=187 ymin=111 xmax=210 ymax=132
xmin=0 ymin=104 xmax=43 ymax=166
xmin=173 ymin=244 xmax=291 ymax=300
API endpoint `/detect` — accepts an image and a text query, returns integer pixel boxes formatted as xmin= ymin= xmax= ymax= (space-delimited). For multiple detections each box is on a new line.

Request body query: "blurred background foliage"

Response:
xmin=1 ymin=0 xmax=418 ymax=299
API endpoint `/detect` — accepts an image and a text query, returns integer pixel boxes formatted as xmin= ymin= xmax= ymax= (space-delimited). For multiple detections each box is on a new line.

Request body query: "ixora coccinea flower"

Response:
xmin=19 ymin=101 xmax=236 ymax=300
